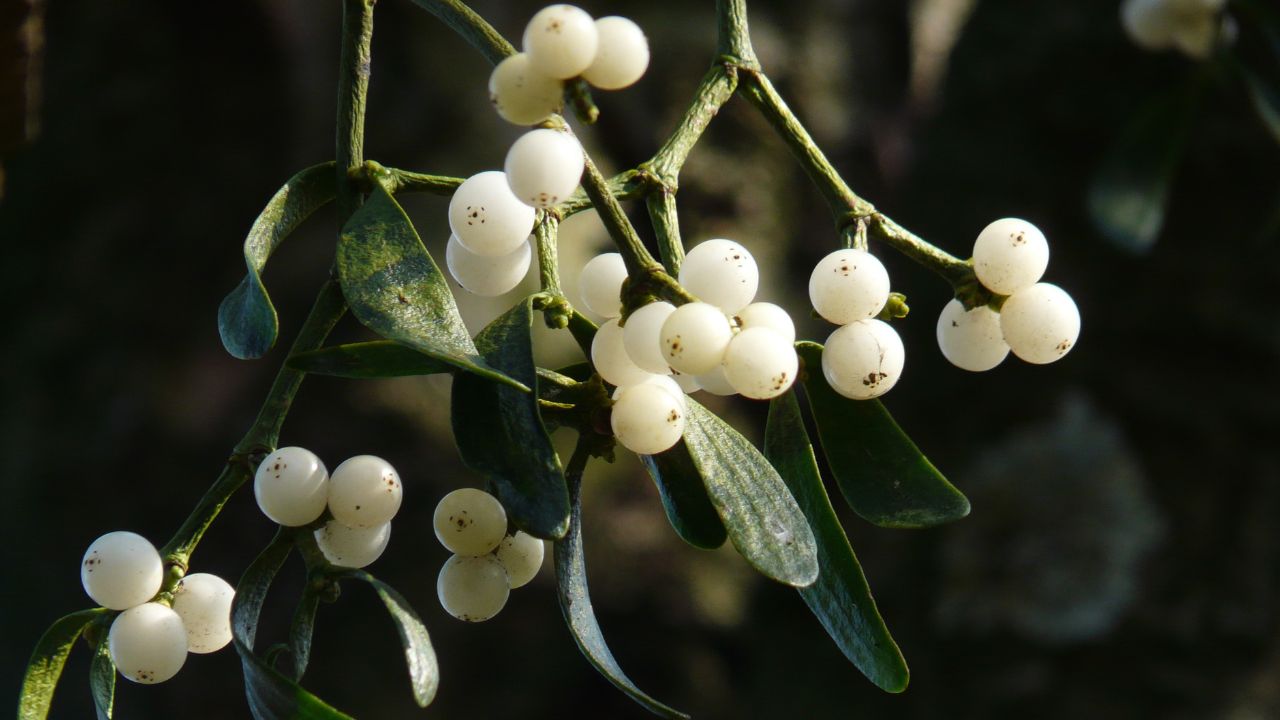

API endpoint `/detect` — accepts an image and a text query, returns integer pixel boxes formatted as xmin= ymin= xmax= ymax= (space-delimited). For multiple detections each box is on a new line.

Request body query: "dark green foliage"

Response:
xmin=336 ymin=571 xmax=440 ymax=708
xmin=287 ymin=340 xmax=453 ymax=379
xmin=88 ymin=636 xmax=115 ymax=720
xmin=17 ymin=608 xmax=106 ymax=720
xmin=640 ymin=441 xmax=728 ymax=550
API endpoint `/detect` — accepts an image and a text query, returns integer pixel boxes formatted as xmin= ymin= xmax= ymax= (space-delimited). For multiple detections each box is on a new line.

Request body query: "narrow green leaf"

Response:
xmin=337 ymin=180 xmax=525 ymax=391
xmin=287 ymin=340 xmax=452 ymax=379
xmin=639 ymin=441 xmax=727 ymax=550
xmin=337 ymin=571 xmax=439 ymax=708
xmin=452 ymin=297 xmax=570 ymax=540
xmin=554 ymin=465 xmax=689 ymax=720
xmin=797 ymin=342 xmax=968 ymax=528
xmin=232 ymin=532 xmax=352 ymax=720
xmin=681 ymin=400 xmax=818 ymax=587
xmin=219 ymin=163 xmax=337 ymax=359
xmin=765 ymin=392 xmax=909 ymax=693
xmin=18 ymin=608 xmax=106 ymax=720
xmin=286 ymin=585 xmax=321 ymax=681
xmin=1086 ymin=88 xmax=1197 ymax=253
xmin=89 ymin=635 xmax=116 ymax=720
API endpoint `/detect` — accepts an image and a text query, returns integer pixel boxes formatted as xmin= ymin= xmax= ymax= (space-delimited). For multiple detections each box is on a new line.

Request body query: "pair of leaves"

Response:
xmin=451 ymin=297 xmax=570 ymax=539
xmin=232 ymin=531 xmax=437 ymax=719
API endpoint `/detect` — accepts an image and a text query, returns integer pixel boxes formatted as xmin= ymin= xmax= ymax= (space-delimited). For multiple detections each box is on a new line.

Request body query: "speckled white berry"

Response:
xmin=659 ymin=302 xmax=733 ymax=376
xmin=253 ymin=446 xmax=329 ymax=527
xmin=448 ymin=171 xmax=536 ymax=257
xmin=327 ymin=455 xmax=402 ymax=529
xmin=936 ymin=299 xmax=1010 ymax=372
xmin=437 ymin=554 xmax=510 ymax=622
xmin=999 ymin=282 xmax=1081 ymax=364
xmin=504 ymin=129 xmax=585 ymax=209
xmin=494 ymin=532 xmax=545 ymax=589
xmin=679 ymin=239 xmax=759 ymax=314
xmin=108 ymin=603 xmax=188 ymax=684
xmin=723 ymin=327 xmax=799 ymax=400
xmin=315 ymin=519 xmax=391 ymax=569
xmin=611 ymin=381 xmax=686 ymax=455
xmin=81 ymin=531 xmax=164 ymax=611
xmin=972 ymin=218 xmax=1049 ymax=295
xmin=821 ymin=319 xmax=905 ymax=400
xmin=735 ymin=302 xmax=796 ymax=345
xmin=433 ymin=488 xmax=508 ymax=557
xmin=809 ymin=249 xmax=891 ymax=325
xmin=581 ymin=17 xmax=650 ymax=90
xmin=522 ymin=4 xmax=599 ymax=80
xmin=172 ymin=573 xmax=234 ymax=654
xmin=489 ymin=52 xmax=564 ymax=126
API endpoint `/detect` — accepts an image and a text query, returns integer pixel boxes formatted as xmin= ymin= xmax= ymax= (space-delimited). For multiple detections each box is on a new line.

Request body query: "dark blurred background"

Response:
xmin=3 ymin=0 xmax=1279 ymax=718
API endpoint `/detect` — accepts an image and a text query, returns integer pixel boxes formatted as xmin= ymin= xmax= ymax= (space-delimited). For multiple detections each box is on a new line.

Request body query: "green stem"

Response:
xmin=380 ymin=164 xmax=463 ymax=195
xmin=408 ymin=0 xmax=513 ymax=65
xmin=557 ymin=169 xmax=646 ymax=217
xmin=337 ymin=0 xmax=376 ymax=217
xmin=869 ymin=214 xmax=972 ymax=287
xmin=646 ymin=191 xmax=684 ymax=276
xmin=534 ymin=213 xmax=564 ymax=297
xmin=645 ymin=65 xmax=739 ymax=183
xmin=580 ymin=151 xmax=661 ymax=277
xmin=716 ymin=0 xmax=759 ymax=67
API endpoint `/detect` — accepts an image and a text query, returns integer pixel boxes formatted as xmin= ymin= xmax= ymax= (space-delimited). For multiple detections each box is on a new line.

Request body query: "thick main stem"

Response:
xmin=337 ymin=0 xmax=376 ymax=217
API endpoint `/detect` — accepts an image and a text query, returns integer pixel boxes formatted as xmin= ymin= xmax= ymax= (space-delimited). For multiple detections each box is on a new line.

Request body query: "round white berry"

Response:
xmin=591 ymin=318 xmax=655 ymax=387
xmin=446 ymin=234 xmax=532 ymax=297
xmin=433 ymin=488 xmax=508 ymax=556
xmin=108 ymin=603 xmax=188 ymax=684
xmin=670 ymin=369 xmax=701 ymax=394
xmin=611 ymin=382 xmax=686 ymax=455
xmin=809 ymin=249 xmax=891 ymax=325
xmin=448 ymin=171 xmax=536 ymax=256
xmin=522 ymin=4 xmax=599 ymax=80
xmin=1121 ymin=0 xmax=1177 ymax=49
xmin=936 ymin=299 xmax=1010 ymax=372
xmin=494 ymin=532 xmax=545 ymax=589
xmin=327 ymin=455 xmax=403 ymax=529
xmin=735 ymin=302 xmax=796 ymax=345
xmin=821 ymin=319 xmax=905 ymax=400
xmin=504 ymin=129 xmax=584 ymax=208
xmin=999 ymin=283 xmax=1081 ymax=364
xmin=659 ymin=302 xmax=734 ymax=376
xmin=488 ymin=52 xmax=564 ymax=126
xmin=81 ymin=531 xmax=164 ymax=611
xmin=581 ymin=16 xmax=649 ymax=90
xmin=695 ymin=365 xmax=737 ymax=396
xmin=972 ymin=218 xmax=1049 ymax=295
xmin=437 ymin=554 xmax=510 ymax=622
xmin=172 ymin=573 xmax=234 ymax=654
xmin=622 ymin=301 xmax=676 ymax=374
xmin=253 ymin=446 xmax=329 ymax=527
xmin=723 ymin=327 xmax=799 ymax=400
xmin=579 ymin=252 xmax=627 ymax=318
xmin=678 ymin=239 xmax=759 ymax=314
xmin=1170 ymin=10 xmax=1218 ymax=59
xmin=314 ymin=519 xmax=391 ymax=569
xmin=611 ymin=374 xmax=687 ymax=414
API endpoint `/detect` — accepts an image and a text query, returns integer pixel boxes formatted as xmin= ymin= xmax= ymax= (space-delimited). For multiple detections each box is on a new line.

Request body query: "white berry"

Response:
xmin=723 ymin=327 xmax=799 ymax=400
xmin=437 ymin=554 xmax=510 ymax=622
xmin=81 ymin=531 xmax=164 ymax=611
xmin=611 ymin=382 xmax=686 ymax=455
xmin=172 ymin=573 xmax=234 ymax=654
xmin=660 ymin=302 xmax=733 ymax=375
xmin=612 ymin=374 xmax=687 ymax=414
xmin=108 ymin=603 xmax=188 ymax=684
xmin=494 ymin=532 xmax=545 ymax=589
xmin=1121 ymin=0 xmax=1176 ymax=49
xmin=433 ymin=488 xmax=508 ymax=556
xmin=581 ymin=17 xmax=649 ymax=90
xmin=821 ymin=319 xmax=905 ymax=400
xmin=809 ymin=249 xmax=891 ymax=325
xmin=670 ymin=369 xmax=701 ymax=394
xmin=936 ymin=299 xmax=1010 ymax=372
xmin=253 ymin=446 xmax=329 ymax=527
xmin=999 ymin=283 xmax=1081 ymax=364
xmin=591 ymin=318 xmax=655 ymax=387
xmin=735 ymin=302 xmax=796 ymax=345
xmin=623 ymin=301 xmax=676 ymax=374
xmin=448 ymin=171 xmax=536 ymax=256
xmin=972 ymin=218 xmax=1049 ymax=295
xmin=327 ymin=455 xmax=402 ymax=529
xmin=579 ymin=252 xmax=627 ymax=318
xmin=504 ymin=129 xmax=584 ymax=208
xmin=446 ymin=234 xmax=532 ymax=297
xmin=695 ymin=365 xmax=737 ymax=396
xmin=679 ymin=239 xmax=759 ymax=314
xmin=522 ymin=4 xmax=599 ymax=80
xmin=314 ymin=520 xmax=390 ymax=568
xmin=488 ymin=52 xmax=564 ymax=126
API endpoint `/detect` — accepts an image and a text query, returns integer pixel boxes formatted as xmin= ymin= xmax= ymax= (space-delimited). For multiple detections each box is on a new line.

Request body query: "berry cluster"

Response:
xmin=489 ymin=5 xmax=650 ymax=126
xmin=253 ymin=447 xmax=402 ymax=569
xmin=936 ymin=218 xmax=1080 ymax=371
xmin=582 ymin=240 xmax=800 ymax=455
xmin=1121 ymin=0 xmax=1236 ymax=59
xmin=80 ymin=532 xmax=234 ymax=684
xmin=432 ymin=488 xmax=545 ymax=622
xmin=808 ymin=248 xmax=904 ymax=400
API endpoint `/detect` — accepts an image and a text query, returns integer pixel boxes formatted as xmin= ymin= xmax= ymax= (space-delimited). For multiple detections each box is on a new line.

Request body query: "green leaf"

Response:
xmin=336 ymin=571 xmax=439 ymax=708
xmin=452 ymin=298 xmax=570 ymax=540
xmin=286 ymin=585 xmax=320 ymax=680
xmin=554 ymin=465 xmax=689 ymax=720
xmin=233 ymin=532 xmax=353 ymax=720
xmin=765 ymin=392 xmax=909 ymax=693
xmin=18 ymin=607 xmax=106 ymax=720
xmin=639 ymin=441 xmax=727 ymax=550
xmin=337 ymin=180 xmax=525 ymax=391
xmin=681 ymin=400 xmax=818 ymax=587
xmin=1087 ymin=88 xmax=1197 ymax=253
xmin=287 ymin=340 xmax=452 ymax=379
xmin=89 ymin=635 xmax=116 ymax=720
xmin=797 ymin=342 xmax=968 ymax=529
xmin=219 ymin=163 xmax=337 ymax=359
